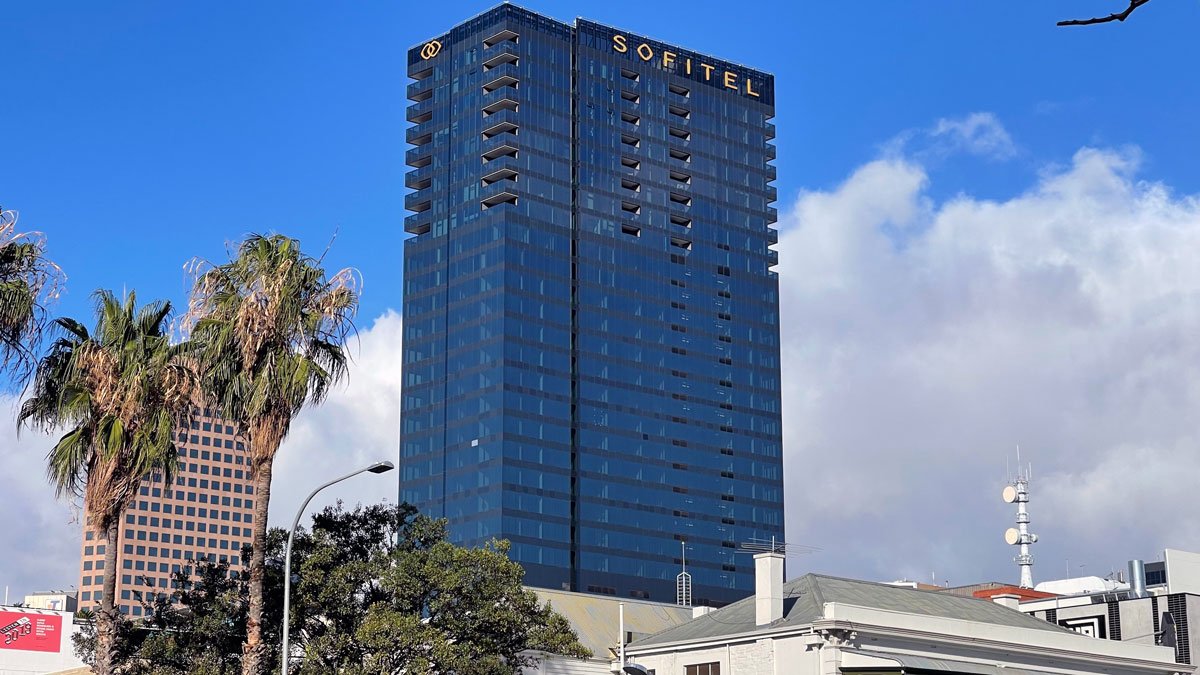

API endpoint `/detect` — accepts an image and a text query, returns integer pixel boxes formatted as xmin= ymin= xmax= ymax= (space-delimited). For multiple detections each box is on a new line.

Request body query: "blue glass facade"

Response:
xmin=401 ymin=4 xmax=781 ymax=606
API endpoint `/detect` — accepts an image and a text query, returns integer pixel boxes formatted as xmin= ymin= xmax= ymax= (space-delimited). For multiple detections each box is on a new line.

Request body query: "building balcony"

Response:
xmin=407 ymin=77 xmax=434 ymax=103
xmin=481 ymin=109 xmax=519 ymax=140
xmin=479 ymin=179 xmax=519 ymax=210
xmin=480 ymin=135 xmax=518 ymax=162
xmin=767 ymin=227 xmax=778 ymax=245
xmin=481 ymin=91 xmax=519 ymax=117
xmin=404 ymin=211 xmax=432 ymax=236
xmin=407 ymin=98 xmax=434 ymax=124
xmin=765 ymin=164 xmax=777 ymax=181
xmin=764 ymin=121 xmax=776 ymax=140
xmin=483 ymin=28 xmax=519 ymax=49
xmin=481 ymin=159 xmax=519 ymax=187
xmin=405 ymin=188 xmax=433 ymax=213
xmin=767 ymin=248 xmax=779 ymax=268
xmin=406 ymin=119 xmax=436 ymax=146
xmin=406 ymin=146 xmax=433 ymax=169
xmin=767 ymin=206 xmax=778 ymax=224
xmin=405 ymin=164 xmax=435 ymax=191
xmin=765 ymin=144 xmax=777 ymax=161
xmin=765 ymin=184 xmax=777 ymax=203
xmin=482 ymin=42 xmax=519 ymax=71
xmin=481 ymin=63 xmax=520 ymax=94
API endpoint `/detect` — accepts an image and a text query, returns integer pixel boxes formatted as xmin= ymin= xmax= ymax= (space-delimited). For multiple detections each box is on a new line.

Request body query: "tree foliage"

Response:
xmin=78 ymin=503 xmax=589 ymax=674
xmin=21 ymin=290 xmax=196 ymax=675
xmin=0 ymin=206 xmax=63 ymax=383
xmin=183 ymin=234 xmax=359 ymax=675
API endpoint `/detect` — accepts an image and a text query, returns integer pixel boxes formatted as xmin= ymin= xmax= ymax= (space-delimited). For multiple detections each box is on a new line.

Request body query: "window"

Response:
xmin=620 ymin=156 xmax=640 ymax=169
xmin=620 ymin=68 xmax=639 ymax=81
xmin=620 ymin=90 xmax=639 ymax=103
xmin=621 ymin=224 xmax=641 ymax=237
xmin=669 ymin=83 xmax=690 ymax=97
xmin=669 ymin=127 xmax=691 ymax=141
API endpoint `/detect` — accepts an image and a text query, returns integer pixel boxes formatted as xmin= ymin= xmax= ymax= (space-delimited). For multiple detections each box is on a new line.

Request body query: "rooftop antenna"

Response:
xmin=676 ymin=541 xmax=692 ymax=607
xmin=1002 ymin=446 xmax=1038 ymax=588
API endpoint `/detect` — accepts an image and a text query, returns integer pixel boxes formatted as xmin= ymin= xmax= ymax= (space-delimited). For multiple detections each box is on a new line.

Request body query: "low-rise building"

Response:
xmin=19 ymin=593 xmax=76 ymax=614
xmin=527 ymin=588 xmax=694 ymax=674
xmin=623 ymin=554 xmax=1190 ymax=675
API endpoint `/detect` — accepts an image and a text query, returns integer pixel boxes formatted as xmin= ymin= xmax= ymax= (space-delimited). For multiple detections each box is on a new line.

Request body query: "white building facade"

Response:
xmin=624 ymin=554 xmax=1191 ymax=675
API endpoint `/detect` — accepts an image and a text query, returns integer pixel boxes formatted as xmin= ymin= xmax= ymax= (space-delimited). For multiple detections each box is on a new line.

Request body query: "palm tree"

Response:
xmin=184 ymin=234 xmax=358 ymax=675
xmin=0 ymin=207 xmax=64 ymax=383
xmin=19 ymin=290 xmax=197 ymax=675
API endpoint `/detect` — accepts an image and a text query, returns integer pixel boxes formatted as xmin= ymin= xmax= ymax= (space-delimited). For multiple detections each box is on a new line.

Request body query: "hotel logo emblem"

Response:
xmin=420 ymin=40 xmax=442 ymax=60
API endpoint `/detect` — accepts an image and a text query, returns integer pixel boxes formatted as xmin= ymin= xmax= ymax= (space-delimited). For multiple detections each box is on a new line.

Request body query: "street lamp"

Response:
xmin=281 ymin=460 xmax=394 ymax=672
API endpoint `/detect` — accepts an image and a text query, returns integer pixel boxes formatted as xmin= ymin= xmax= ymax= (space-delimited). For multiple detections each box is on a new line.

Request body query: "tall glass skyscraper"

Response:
xmin=401 ymin=4 xmax=782 ymax=606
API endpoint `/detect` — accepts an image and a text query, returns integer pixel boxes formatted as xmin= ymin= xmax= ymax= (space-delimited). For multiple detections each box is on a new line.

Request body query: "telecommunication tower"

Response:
xmin=676 ymin=541 xmax=692 ymax=607
xmin=1002 ymin=457 xmax=1038 ymax=588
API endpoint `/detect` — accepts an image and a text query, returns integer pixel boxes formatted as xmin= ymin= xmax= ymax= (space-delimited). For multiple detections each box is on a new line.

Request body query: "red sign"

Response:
xmin=0 ymin=611 xmax=63 ymax=653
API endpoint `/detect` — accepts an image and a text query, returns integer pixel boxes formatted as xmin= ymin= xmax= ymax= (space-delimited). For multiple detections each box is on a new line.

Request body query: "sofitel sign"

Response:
xmin=611 ymin=34 xmax=760 ymax=98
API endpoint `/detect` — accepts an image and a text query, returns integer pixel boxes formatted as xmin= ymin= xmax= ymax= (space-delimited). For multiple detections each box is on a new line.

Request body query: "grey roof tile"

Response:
xmin=630 ymin=574 xmax=1067 ymax=648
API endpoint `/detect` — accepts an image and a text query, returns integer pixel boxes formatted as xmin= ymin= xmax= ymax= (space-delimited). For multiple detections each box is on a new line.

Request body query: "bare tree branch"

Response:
xmin=1058 ymin=0 xmax=1152 ymax=26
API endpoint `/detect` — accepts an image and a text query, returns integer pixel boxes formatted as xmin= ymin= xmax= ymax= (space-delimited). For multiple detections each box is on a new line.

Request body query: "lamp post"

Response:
xmin=280 ymin=460 xmax=394 ymax=672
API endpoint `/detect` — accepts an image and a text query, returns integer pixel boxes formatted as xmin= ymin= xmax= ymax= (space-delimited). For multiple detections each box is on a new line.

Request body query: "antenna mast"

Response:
xmin=676 ymin=540 xmax=692 ymax=607
xmin=1002 ymin=452 xmax=1038 ymax=588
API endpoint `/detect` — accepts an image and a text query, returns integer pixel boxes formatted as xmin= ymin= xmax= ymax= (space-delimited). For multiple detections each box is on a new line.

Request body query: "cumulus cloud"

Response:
xmin=0 ymin=396 xmax=83 ymax=601
xmin=886 ymin=112 xmax=1018 ymax=162
xmin=267 ymin=310 xmax=403 ymax=526
xmin=0 ymin=310 xmax=403 ymax=599
xmin=780 ymin=138 xmax=1200 ymax=585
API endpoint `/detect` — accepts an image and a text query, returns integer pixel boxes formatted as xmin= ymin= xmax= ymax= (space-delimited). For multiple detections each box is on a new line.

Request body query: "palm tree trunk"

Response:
xmin=94 ymin=520 xmax=120 ymax=675
xmin=241 ymin=458 xmax=274 ymax=675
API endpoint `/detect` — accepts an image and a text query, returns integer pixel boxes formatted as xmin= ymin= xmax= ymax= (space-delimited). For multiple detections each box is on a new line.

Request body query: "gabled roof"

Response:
xmin=629 ymin=573 xmax=1068 ymax=649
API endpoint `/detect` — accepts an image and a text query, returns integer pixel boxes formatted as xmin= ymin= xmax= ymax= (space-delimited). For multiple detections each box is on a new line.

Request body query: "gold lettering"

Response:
xmin=745 ymin=79 xmax=760 ymax=97
xmin=685 ymin=58 xmax=692 ymax=74
xmin=636 ymin=43 xmax=654 ymax=61
xmin=613 ymin=34 xmax=628 ymax=53
xmin=724 ymin=71 xmax=738 ymax=90
xmin=701 ymin=63 xmax=715 ymax=80
xmin=662 ymin=51 xmax=676 ymax=68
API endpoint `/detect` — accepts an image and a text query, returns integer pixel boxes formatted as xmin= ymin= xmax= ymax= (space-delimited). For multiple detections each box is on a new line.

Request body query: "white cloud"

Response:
xmin=0 ymin=396 xmax=83 ymax=601
xmin=930 ymin=112 xmax=1018 ymax=160
xmin=885 ymin=112 xmax=1018 ymax=163
xmin=779 ymin=139 xmax=1200 ymax=585
xmin=267 ymin=310 xmax=404 ymax=527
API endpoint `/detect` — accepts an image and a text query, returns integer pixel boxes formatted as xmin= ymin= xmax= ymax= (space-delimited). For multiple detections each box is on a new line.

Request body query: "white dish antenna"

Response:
xmin=1001 ymin=485 xmax=1018 ymax=503
xmin=1004 ymin=528 xmax=1020 ymax=545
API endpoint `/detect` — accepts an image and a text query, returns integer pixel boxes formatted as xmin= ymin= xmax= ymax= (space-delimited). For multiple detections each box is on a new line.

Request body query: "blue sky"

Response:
xmin=4 ymin=1 xmax=1198 ymax=327
xmin=6 ymin=1 xmax=1200 ymax=596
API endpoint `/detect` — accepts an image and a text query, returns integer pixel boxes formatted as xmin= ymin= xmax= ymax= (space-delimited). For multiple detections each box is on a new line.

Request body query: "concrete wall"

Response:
xmin=1167 ymin=551 xmax=1200 ymax=596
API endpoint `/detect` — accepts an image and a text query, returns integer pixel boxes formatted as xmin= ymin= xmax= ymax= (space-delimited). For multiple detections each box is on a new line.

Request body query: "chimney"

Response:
xmin=1129 ymin=560 xmax=1147 ymax=598
xmin=991 ymin=593 xmax=1022 ymax=610
xmin=754 ymin=552 xmax=784 ymax=626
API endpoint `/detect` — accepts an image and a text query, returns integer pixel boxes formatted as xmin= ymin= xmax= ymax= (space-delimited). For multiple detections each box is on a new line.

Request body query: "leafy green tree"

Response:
xmin=74 ymin=503 xmax=589 ymax=675
xmin=183 ymin=234 xmax=359 ymax=675
xmin=20 ymin=290 xmax=197 ymax=675
xmin=0 ymin=206 xmax=63 ymax=383
xmin=287 ymin=504 xmax=591 ymax=674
